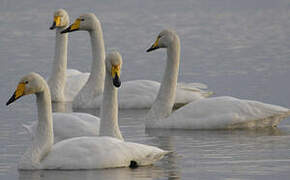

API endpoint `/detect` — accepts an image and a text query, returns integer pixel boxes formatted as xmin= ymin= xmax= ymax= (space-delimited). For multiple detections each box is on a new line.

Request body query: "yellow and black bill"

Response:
xmin=61 ymin=18 xmax=81 ymax=33
xmin=146 ymin=36 xmax=160 ymax=52
xmin=50 ymin=16 xmax=61 ymax=30
xmin=112 ymin=65 xmax=121 ymax=88
xmin=6 ymin=83 xmax=26 ymax=106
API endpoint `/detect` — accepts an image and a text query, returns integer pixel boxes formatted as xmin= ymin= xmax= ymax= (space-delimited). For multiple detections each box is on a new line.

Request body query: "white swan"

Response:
xmin=6 ymin=72 xmax=168 ymax=170
xmin=145 ymin=29 xmax=290 ymax=129
xmin=61 ymin=13 xmax=211 ymax=109
xmin=48 ymin=9 xmax=89 ymax=102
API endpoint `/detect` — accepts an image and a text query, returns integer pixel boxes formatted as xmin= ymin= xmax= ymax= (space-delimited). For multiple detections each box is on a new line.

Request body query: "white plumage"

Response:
xmin=47 ymin=9 xmax=89 ymax=102
xmin=23 ymin=112 xmax=100 ymax=143
xmin=7 ymin=66 xmax=167 ymax=170
xmin=147 ymin=96 xmax=290 ymax=129
xmin=21 ymin=136 xmax=167 ymax=170
xmin=62 ymin=13 xmax=211 ymax=109
xmin=145 ymin=29 xmax=290 ymax=129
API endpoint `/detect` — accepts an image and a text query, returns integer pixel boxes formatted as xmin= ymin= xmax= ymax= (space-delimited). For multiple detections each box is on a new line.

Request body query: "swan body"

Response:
xmin=47 ymin=9 xmax=89 ymax=102
xmin=62 ymin=13 xmax=211 ymax=109
xmin=147 ymin=96 xmax=290 ymax=129
xmin=19 ymin=136 xmax=167 ymax=170
xmin=145 ymin=29 xmax=290 ymax=129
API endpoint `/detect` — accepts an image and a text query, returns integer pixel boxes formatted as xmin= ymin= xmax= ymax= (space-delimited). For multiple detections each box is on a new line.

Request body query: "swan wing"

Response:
xmin=40 ymin=137 xmax=168 ymax=170
xmin=64 ymin=71 xmax=89 ymax=101
xmin=152 ymin=96 xmax=290 ymax=129
xmin=118 ymin=80 xmax=160 ymax=109
xmin=52 ymin=112 xmax=100 ymax=143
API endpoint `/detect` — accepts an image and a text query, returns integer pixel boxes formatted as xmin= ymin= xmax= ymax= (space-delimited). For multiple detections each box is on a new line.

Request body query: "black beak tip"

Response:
xmin=6 ymin=97 xmax=14 ymax=106
xmin=49 ymin=22 xmax=56 ymax=30
xmin=113 ymin=75 xmax=121 ymax=88
xmin=146 ymin=46 xmax=158 ymax=52
xmin=113 ymin=80 xmax=121 ymax=88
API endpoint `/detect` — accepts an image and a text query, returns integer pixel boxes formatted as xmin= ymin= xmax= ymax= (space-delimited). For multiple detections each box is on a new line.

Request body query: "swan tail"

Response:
xmin=228 ymin=110 xmax=290 ymax=129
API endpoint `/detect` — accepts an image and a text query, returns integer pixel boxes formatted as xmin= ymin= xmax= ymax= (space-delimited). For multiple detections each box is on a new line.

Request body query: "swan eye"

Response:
xmin=24 ymin=81 xmax=29 ymax=84
xmin=80 ymin=18 xmax=85 ymax=21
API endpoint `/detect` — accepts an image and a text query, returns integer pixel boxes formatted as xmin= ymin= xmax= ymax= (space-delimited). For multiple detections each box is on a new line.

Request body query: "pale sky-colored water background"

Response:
xmin=1 ymin=0 xmax=290 ymax=179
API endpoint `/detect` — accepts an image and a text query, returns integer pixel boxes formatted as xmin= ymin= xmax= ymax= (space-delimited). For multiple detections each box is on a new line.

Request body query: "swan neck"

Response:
xmin=86 ymin=29 xmax=106 ymax=93
xmin=26 ymin=86 xmax=54 ymax=164
xmin=147 ymin=39 xmax=180 ymax=121
xmin=100 ymin=70 xmax=123 ymax=140
xmin=47 ymin=27 xmax=68 ymax=101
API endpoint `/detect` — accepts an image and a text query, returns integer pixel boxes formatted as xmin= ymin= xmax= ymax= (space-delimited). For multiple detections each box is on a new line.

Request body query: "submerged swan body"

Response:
xmin=61 ymin=13 xmax=211 ymax=109
xmin=145 ymin=29 xmax=290 ymax=129
xmin=47 ymin=9 xmax=89 ymax=102
xmin=6 ymin=72 xmax=168 ymax=169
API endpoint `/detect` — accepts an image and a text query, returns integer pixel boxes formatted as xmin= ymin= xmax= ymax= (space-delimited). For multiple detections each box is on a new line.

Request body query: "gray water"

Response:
xmin=1 ymin=0 xmax=290 ymax=179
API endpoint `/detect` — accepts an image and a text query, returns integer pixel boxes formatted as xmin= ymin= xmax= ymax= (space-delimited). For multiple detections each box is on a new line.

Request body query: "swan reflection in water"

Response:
xmin=18 ymin=165 xmax=167 ymax=180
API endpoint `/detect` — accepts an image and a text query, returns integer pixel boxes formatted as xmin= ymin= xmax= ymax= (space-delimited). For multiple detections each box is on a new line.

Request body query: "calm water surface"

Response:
xmin=1 ymin=0 xmax=290 ymax=179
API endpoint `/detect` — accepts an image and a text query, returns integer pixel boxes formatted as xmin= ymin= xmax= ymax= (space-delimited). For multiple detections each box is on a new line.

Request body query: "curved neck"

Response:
xmin=146 ymin=39 xmax=180 ymax=121
xmin=85 ymin=28 xmax=106 ymax=94
xmin=100 ymin=70 xmax=123 ymax=140
xmin=24 ymin=85 xmax=54 ymax=164
xmin=48 ymin=27 xmax=68 ymax=101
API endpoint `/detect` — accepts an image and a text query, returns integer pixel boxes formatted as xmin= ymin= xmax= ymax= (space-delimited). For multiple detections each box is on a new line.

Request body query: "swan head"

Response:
xmin=61 ymin=13 xmax=100 ymax=33
xmin=6 ymin=72 xmax=47 ymax=106
xmin=106 ymin=51 xmax=122 ymax=88
xmin=49 ymin=9 xmax=70 ymax=30
xmin=146 ymin=29 xmax=179 ymax=52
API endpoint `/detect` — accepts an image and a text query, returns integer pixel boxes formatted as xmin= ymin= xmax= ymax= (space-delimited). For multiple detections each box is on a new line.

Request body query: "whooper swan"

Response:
xmin=48 ymin=9 xmax=89 ymax=102
xmin=145 ymin=29 xmax=290 ymax=129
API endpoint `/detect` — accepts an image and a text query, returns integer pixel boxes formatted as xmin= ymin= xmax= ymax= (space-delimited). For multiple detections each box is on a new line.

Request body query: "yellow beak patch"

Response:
xmin=54 ymin=16 xmax=61 ymax=26
xmin=70 ymin=18 xmax=81 ymax=31
xmin=15 ymin=83 xmax=25 ymax=99
xmin=111 ymin=65 xmax=120 ymax=78
xmin=152 ymin=37 xmax=160 ymax=49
